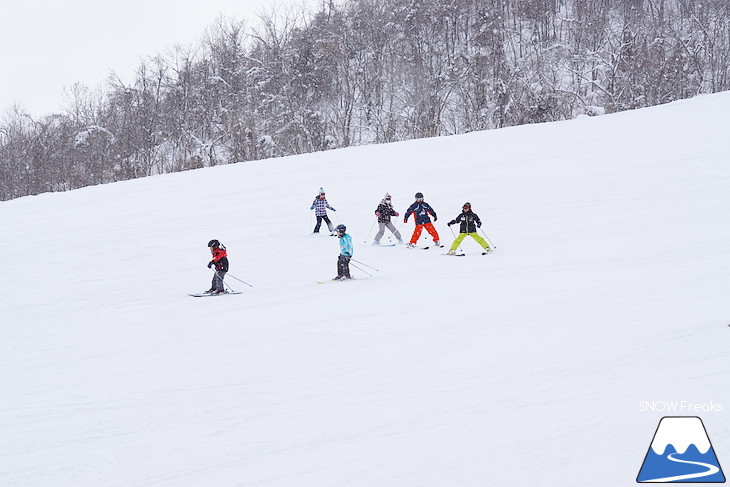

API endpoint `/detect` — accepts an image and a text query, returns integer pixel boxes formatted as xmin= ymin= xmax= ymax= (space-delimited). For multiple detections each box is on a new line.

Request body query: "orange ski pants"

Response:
xmin=410 ymin=222 xmax=440 ymax=245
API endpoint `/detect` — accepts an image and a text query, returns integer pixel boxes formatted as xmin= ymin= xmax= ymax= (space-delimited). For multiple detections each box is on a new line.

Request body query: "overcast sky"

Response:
xmin=1 ymin=0 xmax=306 ymax=117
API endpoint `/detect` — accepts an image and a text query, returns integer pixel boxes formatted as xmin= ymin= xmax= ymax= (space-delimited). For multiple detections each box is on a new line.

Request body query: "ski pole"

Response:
xmin=350 ymin=262 xmax=373 ymax=277
xmin=351 ymin=258 xmax=378 ymax=271
xmin=221 ymin=273 xmax=237 ymax=293
xmin=363 ymin=220 xmax=377 ymax=243
xmin=448 ymin=225 xmax=464 ymax=253
xmin=225 ymin=272 xmax=254 ymax=287
xmin=479 ymin=228 xmax=497 ymax=249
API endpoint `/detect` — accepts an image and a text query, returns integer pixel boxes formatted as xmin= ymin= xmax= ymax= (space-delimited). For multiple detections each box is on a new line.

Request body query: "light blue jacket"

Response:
xmin=339 ymin=233 xmax=353 ymax=257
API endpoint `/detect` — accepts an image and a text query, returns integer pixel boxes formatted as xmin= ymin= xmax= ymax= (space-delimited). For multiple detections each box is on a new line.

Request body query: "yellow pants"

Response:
xmin=450 ymin=232 xmax=490 ymax=251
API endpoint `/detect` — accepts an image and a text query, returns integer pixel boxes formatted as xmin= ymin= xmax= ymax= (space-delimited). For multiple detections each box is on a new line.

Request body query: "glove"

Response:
xmin=375 ymin=211 xmax=381 ymax=217
xmin=433 ymin=216 xmax=438 ymax=221
xmin=403 ymin=219 xmax=408 ymax=223
xmin=393 ymin=212 xmax=399 ymax=216
xmin=310 ymin=205 xmax=314 ymax=210
xmin=331 ymin=207 xmax=336 ymax=211
xmin=447 ymin=221 xmax=453 ymax=226
xmin=207 ymin=261 xmax=214 ymax=269
xmin=477 ymin=222 xmax=482 ymax=228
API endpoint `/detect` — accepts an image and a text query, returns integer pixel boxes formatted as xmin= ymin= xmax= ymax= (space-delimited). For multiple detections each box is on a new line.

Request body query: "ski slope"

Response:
xmin=1 ymin=93 xmax=729 ymax=486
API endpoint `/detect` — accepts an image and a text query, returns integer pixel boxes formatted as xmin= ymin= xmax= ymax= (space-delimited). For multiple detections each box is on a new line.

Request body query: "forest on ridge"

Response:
xmin=1 ymin=0 xmax=728 ymax=200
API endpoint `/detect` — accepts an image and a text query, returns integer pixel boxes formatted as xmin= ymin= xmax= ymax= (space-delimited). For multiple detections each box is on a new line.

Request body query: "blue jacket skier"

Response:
xmin=403 ymin=192 xmax=441 ymax=247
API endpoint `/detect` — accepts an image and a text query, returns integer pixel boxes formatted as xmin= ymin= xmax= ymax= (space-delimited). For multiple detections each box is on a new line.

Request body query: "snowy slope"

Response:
xmin=1 ymin=93 xmax=729 ymax=486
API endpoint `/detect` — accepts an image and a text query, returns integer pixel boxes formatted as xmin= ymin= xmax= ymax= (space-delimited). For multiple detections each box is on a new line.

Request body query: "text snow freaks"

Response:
xmin=640 ymin=401 xmax=724 ymax=413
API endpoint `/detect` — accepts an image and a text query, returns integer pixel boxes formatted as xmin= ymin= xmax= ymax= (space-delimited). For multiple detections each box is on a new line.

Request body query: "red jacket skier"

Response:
xmin=206 ymin=239 xmax=229 ymax=294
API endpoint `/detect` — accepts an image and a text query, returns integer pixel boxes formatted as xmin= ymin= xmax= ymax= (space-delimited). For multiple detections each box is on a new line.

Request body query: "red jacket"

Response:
xmin=210 ymin=248 xmax=229 ymax=272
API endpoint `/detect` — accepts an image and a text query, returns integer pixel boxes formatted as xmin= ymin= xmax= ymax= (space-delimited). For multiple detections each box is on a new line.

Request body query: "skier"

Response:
xmin=446 ymin=202 xmax=492 ymax=255
xmin=373 ymin=193 xmax=404 ymax=245
xmin=310 ymin=188 xmax=337 ymax=234
xmin=205 ymin=239 xmax=229 ymax=294
xmin=333 ymin=224 xmax=353 ymax=280
xmin=403 ymin=192 xmax=441 ymax=248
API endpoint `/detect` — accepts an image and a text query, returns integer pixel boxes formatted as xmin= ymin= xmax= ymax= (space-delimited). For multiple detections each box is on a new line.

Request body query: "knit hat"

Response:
xmin=384 ymin=193 xmax=391 ymax=199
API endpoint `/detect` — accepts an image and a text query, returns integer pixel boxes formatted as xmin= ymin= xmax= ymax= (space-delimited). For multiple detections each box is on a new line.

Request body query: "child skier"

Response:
xmin=446 ymin=202 xmax=492 ymax=255
xmin=403 ymin=192 xmax=441 ymax=248
xmin=310 ymin=188 xmax=337 ymax=234
xmin=333 ymin=224 xmax=353 ymax=280
xmin=205 ymin=239 xmax=229 ymax=294
xmin=373 ymin=193 xmax=403 ymax=245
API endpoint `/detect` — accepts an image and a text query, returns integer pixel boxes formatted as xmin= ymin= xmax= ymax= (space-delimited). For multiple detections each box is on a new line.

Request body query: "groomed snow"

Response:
xmin=1 ymin=92 xmax=729 ymax=486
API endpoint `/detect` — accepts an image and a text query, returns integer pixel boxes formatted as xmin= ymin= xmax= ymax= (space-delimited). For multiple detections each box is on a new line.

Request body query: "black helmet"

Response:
xmin=335 ymin=224 xmax=346 ymax=235
xmin=415 ymin=192 xmax=424 ymax=199
xmin=208 ymin=239 xmax=220 ymax=248
xmin=463 ymin=202 xmax=472 ymax=209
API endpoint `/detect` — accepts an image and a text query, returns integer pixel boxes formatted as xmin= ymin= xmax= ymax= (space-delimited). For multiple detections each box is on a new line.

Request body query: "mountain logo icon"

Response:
xmin=637 ymin=416 xmax=725 ymax=483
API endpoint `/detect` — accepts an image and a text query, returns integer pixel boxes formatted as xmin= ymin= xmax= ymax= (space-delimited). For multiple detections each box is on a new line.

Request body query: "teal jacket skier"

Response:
xmin=334 ymin=224 xmax=353 ymax=280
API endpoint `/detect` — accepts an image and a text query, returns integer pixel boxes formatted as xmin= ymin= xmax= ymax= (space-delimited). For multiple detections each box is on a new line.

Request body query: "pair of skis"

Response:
xmin=189 ymin=291 xmax=243 ymax=298
xmin=444 ymin=249 xmax=493 ymax=257
xmin=315 ymin=277 xmax=363 ymax=285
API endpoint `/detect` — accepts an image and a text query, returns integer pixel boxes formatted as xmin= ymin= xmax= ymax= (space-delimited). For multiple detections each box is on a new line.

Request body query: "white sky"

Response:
xmin=1 ymin=0 xmax=307 ymax=117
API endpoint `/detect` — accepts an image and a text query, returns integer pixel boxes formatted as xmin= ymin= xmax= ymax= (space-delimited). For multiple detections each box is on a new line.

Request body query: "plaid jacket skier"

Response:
xmin=311 ymin=197 xmax=334 ymax=216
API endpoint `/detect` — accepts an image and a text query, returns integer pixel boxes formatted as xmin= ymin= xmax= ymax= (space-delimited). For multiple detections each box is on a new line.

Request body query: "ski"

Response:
xmin=443 ymin=253 xmax=465 ymax=257
xmin=189 ymin=291 xmax=243 ymax=297
xmin=373 ymin=244 xmax=396 ymax=247
xmin=405 ymin=244 xmax=442 ymax=250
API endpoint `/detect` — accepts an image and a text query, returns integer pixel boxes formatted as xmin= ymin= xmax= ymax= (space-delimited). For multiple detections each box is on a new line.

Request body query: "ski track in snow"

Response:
xmin=1 ymin=93 xmax=730 ymax=486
